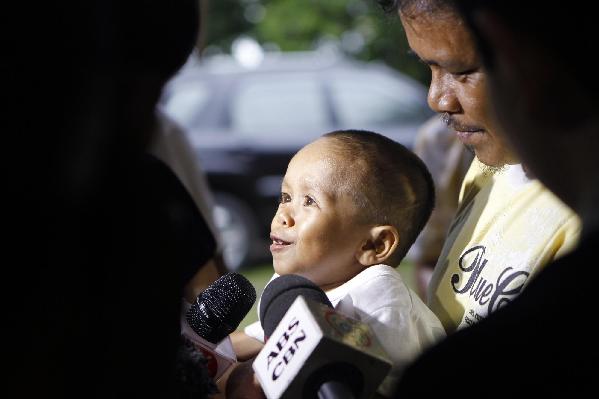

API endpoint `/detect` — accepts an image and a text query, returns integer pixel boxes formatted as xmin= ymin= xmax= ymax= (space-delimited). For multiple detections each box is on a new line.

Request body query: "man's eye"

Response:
xmin=279 ymin=193 xmax=291 ymax=204
xmin=452 ymin=68 xmax=477 ymax=78
xmin=303 ymin=196 xmax=315 ymax=206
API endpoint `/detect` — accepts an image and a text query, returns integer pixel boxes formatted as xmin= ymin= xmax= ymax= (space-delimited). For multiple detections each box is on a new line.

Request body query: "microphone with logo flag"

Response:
xmin=182 ymin=272 xmax=257 ymax=381
xmin=252 ymin=274 xmax=392 ymax=399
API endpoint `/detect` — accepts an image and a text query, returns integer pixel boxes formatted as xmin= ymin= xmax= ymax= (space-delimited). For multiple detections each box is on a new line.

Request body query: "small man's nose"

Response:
xmin=276 ymin=209 xmax=294 ymax=227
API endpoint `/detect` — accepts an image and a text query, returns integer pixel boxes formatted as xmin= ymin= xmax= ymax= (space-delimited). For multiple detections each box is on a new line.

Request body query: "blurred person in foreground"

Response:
xmin=377 ymin=0 xmax=581 ymax=334
xmin=393 ymin=0 xmax=599 ymax=395
xmin=408 ymin=116 xmax=473 ymax=300
xmin=152 ymin=108 xmax=229 ymax=302
xmin=6 ymin=0 xmax=219 ymax=397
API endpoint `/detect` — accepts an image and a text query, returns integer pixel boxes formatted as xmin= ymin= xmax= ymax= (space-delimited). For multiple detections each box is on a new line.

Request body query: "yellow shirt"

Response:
xmin=427 ymin=159 xmax=581 ymax=333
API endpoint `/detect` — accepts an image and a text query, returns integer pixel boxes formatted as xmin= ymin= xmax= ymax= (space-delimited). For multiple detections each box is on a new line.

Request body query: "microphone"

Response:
xmin=259 ymin=274 xmax=333 ymax=340
xmin=182 ymin=272 xmax=257 ymax=380
xmin=252 ymin=274 xmax=392 ymax=399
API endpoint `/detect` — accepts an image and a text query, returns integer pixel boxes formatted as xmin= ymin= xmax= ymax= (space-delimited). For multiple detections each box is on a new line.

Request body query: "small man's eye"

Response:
xmin=279 ymin=192 xmax=291 ymax=204
xmin=303 ymin=196 xmax=315 ymax=206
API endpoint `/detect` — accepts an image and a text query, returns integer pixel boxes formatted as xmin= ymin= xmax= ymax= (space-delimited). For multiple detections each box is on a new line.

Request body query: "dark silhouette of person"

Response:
xmin=5 ymin=1 xmax=217 ymax=397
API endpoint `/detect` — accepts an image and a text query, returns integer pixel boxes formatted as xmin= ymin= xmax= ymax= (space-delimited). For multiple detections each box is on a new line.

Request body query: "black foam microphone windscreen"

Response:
xmin=259 ymin=274 xmax=333 ymax=338
xmin=186 ymin=272 xmax=256 ymax=343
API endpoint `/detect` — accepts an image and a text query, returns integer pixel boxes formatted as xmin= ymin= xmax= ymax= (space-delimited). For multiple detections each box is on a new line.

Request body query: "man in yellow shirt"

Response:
xmin=379 ymin=0 xmax=581 ymax=333
xmin=390 ymin=0 xmax=599 ymax=395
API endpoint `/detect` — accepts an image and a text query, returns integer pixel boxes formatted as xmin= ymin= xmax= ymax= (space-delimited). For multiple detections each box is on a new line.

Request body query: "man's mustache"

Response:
xmin=440 ymin=113 xmax=483 ymax=133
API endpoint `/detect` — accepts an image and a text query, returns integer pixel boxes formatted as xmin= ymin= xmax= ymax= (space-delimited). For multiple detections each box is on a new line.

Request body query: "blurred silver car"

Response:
xmin=159 ymin=50 xmax=433 ymax=270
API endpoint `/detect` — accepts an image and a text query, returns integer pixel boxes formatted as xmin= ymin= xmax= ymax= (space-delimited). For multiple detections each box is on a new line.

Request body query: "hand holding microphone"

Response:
xmin=253 ymin=275 xmax=392 ymax=399
xmin=182 ymin=272 xmax=257 ymax=380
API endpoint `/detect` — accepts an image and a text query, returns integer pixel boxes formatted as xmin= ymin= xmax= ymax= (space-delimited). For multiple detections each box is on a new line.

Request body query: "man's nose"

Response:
xmin=428 ymin=72 xmax=460 ymax=114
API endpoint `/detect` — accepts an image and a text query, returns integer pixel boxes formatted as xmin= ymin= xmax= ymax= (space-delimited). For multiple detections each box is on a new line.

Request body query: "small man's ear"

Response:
xmin=356 ymin=225 xmax=400 ymax=266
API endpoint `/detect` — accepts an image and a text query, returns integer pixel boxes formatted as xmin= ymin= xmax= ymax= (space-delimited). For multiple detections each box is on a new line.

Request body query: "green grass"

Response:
xmin=237 ymin=263 xmax=275 ymax=330
xmin=237 ymin=260 xmax=415 ymax=330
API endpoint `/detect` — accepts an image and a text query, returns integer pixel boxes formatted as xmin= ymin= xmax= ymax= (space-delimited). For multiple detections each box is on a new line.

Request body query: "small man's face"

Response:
xmin=270 ymin=139 xmax=369 ymax=290
xmin=400 ymin=10 xmax=516 ymax=167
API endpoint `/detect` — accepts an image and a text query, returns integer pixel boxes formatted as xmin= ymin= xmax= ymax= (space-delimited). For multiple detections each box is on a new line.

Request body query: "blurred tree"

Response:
xmin=200 ymin=0 xmax=253 ymax=55
xmin=200 ymin=0 xmax=429 ymax=85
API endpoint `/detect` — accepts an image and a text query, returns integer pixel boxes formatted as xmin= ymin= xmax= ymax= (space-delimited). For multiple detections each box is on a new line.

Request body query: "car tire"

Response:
xmin=212 ymin=192 xmax=259 ymax=271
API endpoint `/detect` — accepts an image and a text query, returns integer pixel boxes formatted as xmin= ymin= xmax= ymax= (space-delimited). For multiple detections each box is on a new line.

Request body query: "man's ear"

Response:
xmin=472 ymin=10 xmax=540 ymax=105
xmin=474 ymin=9 xmax=587 ymax=128
xmin=356 ymin=225 xmax=399 ymax=266
xmin=471 ymin=10 xmax=520 ymax=70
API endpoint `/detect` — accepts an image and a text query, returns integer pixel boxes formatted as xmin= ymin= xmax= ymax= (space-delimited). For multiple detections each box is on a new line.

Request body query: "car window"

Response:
xmin=329 ymin=72 xmax=427 ymax=127
xmin=161 ymin=81 xmax=211 ymax=131
xmin=231 ymin=74 xmax=329 ymax=136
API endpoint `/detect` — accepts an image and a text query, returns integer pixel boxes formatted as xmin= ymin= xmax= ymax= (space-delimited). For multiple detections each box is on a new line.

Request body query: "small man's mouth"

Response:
xmin=270 ymin=234 xmax=292 ymax=252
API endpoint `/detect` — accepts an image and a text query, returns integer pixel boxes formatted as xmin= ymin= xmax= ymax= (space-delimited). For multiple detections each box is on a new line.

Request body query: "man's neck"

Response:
xmin=477 ymin=160 xmax=508 ymax=177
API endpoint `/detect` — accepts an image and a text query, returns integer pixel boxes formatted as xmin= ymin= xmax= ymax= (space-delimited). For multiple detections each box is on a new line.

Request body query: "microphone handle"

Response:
xmin=317 ymin=380 xmax=356 ymax=399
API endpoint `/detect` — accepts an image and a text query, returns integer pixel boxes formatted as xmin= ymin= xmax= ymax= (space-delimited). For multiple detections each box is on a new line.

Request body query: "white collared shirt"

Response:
xmin=245 ymin=264 xmax=445 ymax=397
